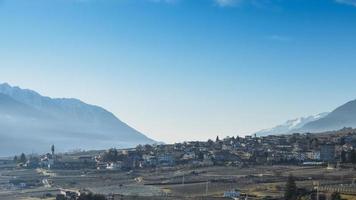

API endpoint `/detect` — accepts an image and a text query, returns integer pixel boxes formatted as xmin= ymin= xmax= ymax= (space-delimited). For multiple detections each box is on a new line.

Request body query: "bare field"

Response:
xmin=1 ymin=165 xmax=356 ymax=199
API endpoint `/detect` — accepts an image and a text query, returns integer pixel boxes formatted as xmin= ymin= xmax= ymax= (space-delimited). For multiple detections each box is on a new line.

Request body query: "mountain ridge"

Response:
xmin=298 ymin=99 xmax=356 ymax=133
xmin=256 ymin=98 xmax=356 ymax=136
xmin=255 ymin=112 xmax=329 ymax=136
xmin=0 ymin=83 xmax=155 ymax=156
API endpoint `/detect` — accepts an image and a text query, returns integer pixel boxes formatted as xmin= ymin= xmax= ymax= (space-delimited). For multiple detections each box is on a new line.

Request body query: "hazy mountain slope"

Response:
xmin=0 ymin=93 xmax=48 ymax=119
xmin=0 ymin=83 xmax=155 ymax=156
xmin=255 ymin=113 xmax=329 ymax=136
xmin=300 ymin=100 xmax=356 ymax=133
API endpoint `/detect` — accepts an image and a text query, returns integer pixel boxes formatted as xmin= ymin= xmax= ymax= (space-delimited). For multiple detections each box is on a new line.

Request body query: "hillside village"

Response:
xmin=19 ymin=128 xmax=356 ymax=172
xmin=1 ymin=128 xmax=355 ymax=200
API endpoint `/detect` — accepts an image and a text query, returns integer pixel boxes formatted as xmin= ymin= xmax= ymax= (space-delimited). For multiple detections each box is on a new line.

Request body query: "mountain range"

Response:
xmin=0 ymin=83 xmax=155 ymax=156
xmin=256 ymin=99 xmax=356 ymax=136
xmin=255 ymin=112 xmax=329 ymax=136
xmin=3 ymin=82 xmax=356 ymax=155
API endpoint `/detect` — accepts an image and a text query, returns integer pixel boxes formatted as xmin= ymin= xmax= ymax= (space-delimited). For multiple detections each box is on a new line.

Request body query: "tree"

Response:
xmin=19 ymin=153 xmax=27 ymax=164
xmin=340 ymin=150 xmax=347 ymax=163
xmin=351 ymin=149 xmax=356 ymax=164
xmin=197 ymin=151 xmax=204 ymax=160
xmin=216 ymin=136 xmax=220 ymax=142
xmin=102 ymin=148 xmax=118 ymax=162
xmin=13 ymin=155 xmax=18 ymax=163
xmin=136 ymin=144 xmax=143 ymax=152
xmin=207 ymin=139 xmax=214 ymax=145
xmin=56 ymin=194 xmax=66 ymax=200
xmin=78 ymin=193 xmax=106 ymax=200
xmin=331 ymin=192 xmax=342 ymax=200
xmin=284 ymin=175 xmax=298 ymax=200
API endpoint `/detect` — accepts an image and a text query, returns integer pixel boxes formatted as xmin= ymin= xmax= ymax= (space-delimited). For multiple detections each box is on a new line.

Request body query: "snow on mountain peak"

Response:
xmin=255 ymin=112 xmax=329 ymax=136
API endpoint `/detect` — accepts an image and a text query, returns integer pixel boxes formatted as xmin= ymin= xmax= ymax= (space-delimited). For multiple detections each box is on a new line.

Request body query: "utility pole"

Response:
xmin=316 ymin=181 xmax=320 ymax=200
xmin=164 ymin=191 xmax=168 ymax=200
xmin=182 ymin=173 xmax=185 ymax=186
xmin=205 ymin=181 xmax=209 ymax=196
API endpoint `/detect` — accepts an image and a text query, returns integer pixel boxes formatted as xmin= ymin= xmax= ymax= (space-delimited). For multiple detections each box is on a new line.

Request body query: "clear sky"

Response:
xmin=0 ymin=0 xmax=356 ymax=143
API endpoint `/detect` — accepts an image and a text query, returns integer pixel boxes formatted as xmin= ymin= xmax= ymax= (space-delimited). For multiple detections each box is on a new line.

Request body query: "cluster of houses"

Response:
xmin=22 ymin=146 xmax=97 ymax=170
xmin=19 ymin=128 xmax=356 ymax=171
xmin=92 ymin=128 xmax=356 ymax=171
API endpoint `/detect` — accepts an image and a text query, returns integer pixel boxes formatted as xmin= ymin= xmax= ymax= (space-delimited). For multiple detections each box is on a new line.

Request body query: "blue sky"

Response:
xmin=0 ymin=0 xmax=356 ymax=143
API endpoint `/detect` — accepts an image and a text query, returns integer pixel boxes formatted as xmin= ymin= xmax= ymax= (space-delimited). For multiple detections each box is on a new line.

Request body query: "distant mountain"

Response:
xmin=255 ymin=113 xmax=329 ymax=137
xmin=0 ymin=83 xmax=155 ymax=156
xmin=256 ymin=99 xmax=356 ymax=136
xmin=299 ymin=99 xmax=356 ymax=133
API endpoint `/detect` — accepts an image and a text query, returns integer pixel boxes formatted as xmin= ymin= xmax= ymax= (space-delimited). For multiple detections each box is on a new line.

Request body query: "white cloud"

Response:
xmin=335 ymin=0 xmax=356 ymax=7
